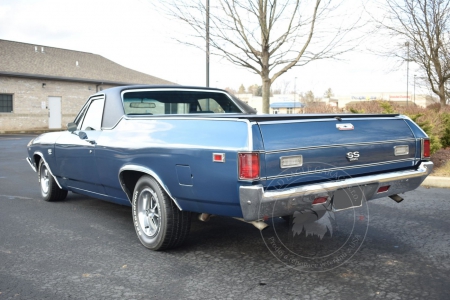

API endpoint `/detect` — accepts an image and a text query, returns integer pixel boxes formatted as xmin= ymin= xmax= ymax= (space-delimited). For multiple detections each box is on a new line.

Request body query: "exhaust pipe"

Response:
xmin=233 ymin=218 xmax=268 ymax=230
xmin=198 ymin=213 xmax=211 ymax=222
xmin=389 ymin=194 xmax=404 ymax=203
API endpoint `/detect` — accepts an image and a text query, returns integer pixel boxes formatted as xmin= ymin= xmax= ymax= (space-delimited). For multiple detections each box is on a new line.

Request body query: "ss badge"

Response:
xmin=346 ymin=151 xmax=360 ymax=161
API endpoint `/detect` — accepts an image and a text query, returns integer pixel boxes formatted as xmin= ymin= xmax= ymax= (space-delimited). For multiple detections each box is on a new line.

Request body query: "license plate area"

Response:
xmin=332 ymin=186 xmax=368 ymax=211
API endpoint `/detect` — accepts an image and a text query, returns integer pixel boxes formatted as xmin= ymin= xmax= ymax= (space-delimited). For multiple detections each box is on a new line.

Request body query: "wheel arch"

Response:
xmin=33 ymin=152 xmax=64 ymax=189
xmin=118 ymin=165 xmax=182 ymax=210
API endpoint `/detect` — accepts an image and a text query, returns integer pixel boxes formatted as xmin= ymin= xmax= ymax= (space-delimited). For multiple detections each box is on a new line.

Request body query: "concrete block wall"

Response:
xmin=0 ymin=76 xmax=115 ymax=132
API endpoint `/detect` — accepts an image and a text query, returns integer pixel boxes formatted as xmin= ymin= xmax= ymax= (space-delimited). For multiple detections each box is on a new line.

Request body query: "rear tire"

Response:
xmin=132 ymin=175 xmax=191 ymax=250
xmin=38 ymin=159 xmax=68 ymax=202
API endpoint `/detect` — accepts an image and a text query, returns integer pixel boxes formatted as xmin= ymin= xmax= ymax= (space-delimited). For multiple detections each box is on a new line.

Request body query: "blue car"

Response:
xmin=26 ymin=85 xmax=433 ymax=250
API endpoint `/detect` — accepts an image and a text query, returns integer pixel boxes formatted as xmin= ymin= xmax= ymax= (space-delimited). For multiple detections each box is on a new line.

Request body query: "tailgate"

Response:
xmin=258 ymin=117 xmax=418 ymax=188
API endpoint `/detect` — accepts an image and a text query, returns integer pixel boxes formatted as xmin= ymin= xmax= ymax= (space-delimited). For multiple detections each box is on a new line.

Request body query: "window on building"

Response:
xmin=287 ymin=107 xmax=293 ymax=114
xmin=0 ymin=94 xmax=13 ymax=113
xmin=273 ymin=109 xmax=279 ymax=114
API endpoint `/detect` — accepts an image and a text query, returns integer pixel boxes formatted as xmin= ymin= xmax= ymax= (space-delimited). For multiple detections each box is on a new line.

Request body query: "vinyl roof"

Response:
xmin=0 ymin=39 xmax=173 ymax=85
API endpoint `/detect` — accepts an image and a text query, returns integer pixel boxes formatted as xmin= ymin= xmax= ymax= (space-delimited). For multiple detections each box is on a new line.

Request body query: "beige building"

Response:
xmin=0 ymin=39 xmax=172 ymax=132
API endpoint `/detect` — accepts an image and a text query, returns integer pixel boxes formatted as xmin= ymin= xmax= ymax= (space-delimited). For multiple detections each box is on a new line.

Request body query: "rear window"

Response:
xmin=122 ymin=90 xmax=242 ymax=115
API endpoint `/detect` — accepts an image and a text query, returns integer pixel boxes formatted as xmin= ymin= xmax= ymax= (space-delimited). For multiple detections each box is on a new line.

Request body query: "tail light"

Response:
xmin=421 ymin=138 xmax=430 ymax=159
xmin=238 ymin=152 xmax=260 ymax=180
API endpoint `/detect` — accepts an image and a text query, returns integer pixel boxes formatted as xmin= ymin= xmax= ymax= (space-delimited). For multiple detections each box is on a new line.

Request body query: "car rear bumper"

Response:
xmin=239 ymin=161 xmax=433 ymax=221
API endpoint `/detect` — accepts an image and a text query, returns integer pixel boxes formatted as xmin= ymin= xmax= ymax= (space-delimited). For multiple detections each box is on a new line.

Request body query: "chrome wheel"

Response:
xmin=132 ymin=175 xmax=191 ymax=250
xmin=137 ymin=188 xmax=161 ymax=237
xmin=40 ymin=164 xmax=50 ymax=195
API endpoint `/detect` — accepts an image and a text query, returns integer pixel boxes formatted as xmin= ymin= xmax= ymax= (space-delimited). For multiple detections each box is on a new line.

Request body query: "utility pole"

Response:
xmin=206 ymin=0 xmax=210 ymax=87
xmin=405 ymin=42 xmax=409 ymax=107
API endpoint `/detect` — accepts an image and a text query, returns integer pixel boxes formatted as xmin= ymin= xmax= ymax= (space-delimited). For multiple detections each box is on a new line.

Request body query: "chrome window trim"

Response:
xmin=265 ymin=157 xmax=416 ymax=180
xmin=264 ymin=138 xmax=417 ymax=154
xmin=120 ymin=88 xmax=246 ymax=115
xmin=74 ymin=94 xmax=106 ymax=130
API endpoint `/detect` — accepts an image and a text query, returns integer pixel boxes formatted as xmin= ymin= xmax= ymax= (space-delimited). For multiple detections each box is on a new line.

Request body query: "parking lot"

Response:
xmin=0 ymin=134 xmax=449 ymax=299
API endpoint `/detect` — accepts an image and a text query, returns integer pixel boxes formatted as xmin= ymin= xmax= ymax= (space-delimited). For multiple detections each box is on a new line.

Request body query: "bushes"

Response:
xmin=441 ymin=113 xmax=450 ymax=148
xmin=347 ymin=101 xmax=450 ymax=154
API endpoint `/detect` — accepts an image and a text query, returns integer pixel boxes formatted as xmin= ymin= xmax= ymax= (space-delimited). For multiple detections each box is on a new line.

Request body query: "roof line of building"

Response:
xmin=0 ymin=38 xmax=95 ymax=56
xmin=0 ymin=71 xmax=136 ymax=86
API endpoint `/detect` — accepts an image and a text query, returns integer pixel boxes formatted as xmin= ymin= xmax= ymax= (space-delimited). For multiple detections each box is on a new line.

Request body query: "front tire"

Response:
xmin=38 ymin=159 xmax=68 ymax=202
xmin=132 ymin=175 xmax=191 ymax=250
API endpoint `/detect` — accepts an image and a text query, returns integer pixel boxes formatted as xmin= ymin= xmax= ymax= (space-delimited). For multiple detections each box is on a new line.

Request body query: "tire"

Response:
xmin=38 ymin=159 xmax=68 ymax=202
xmin=132 ymin=175 xmax=191 ymax=250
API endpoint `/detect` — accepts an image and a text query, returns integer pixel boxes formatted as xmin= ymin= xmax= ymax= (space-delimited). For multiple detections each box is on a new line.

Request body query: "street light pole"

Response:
xmin=405 ymin=42 xmax=409 ymax=107
xmin=206 ymin=0 xmax=210 ymax=87
xmin=414 ymin=74 xmax=416 ymax=104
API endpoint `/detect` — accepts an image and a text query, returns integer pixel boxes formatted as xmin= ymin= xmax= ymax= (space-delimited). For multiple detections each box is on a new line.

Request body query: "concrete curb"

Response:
xmin=421 ymin=176 xmax=450 ymax=189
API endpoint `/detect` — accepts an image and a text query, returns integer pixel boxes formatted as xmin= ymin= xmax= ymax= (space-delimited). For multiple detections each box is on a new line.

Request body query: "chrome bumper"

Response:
xmin=239 ymin=161 xmax=433 ymax=221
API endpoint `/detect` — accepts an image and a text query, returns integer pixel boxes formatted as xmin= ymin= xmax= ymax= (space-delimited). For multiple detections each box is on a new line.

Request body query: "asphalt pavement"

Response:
xmin=0 ymin=134 xmax=449 ymax=300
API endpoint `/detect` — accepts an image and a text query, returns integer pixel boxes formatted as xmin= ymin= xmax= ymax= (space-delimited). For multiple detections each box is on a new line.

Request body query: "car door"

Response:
xmin=55 ymin=96 xmax=106 ymax=196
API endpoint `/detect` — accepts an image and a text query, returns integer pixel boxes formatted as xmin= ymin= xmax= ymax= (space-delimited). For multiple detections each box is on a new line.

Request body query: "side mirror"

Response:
xmin=67 ymin=122 xmax=77 ymax=133
xmin=78 ymin=131 xmax=88 ymax=140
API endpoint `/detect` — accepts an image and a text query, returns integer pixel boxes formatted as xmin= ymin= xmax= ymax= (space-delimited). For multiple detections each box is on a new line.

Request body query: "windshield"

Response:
xmin=122 ymin=90 xmax=242 ymax=115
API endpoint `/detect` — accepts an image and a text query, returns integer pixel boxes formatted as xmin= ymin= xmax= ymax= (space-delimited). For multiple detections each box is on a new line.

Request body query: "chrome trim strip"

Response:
xmin=68 ymin=186 xmax=109 ymax=197
xmin=265 ymin=138 xmax=417 ymax=154
xmin=26 ymin=157 xmax=37 ymax=172
xmin=33 ymin=151 xmax=63 ymax=189
xmin=239 ymin=161 xmax=433 ymax=221
xmin=118 ymin=165 xmax=182 ymax=210
xmin=266 ymin=158 xmax=416 ymax=180
xmin=123 ymin=115 xmax=248 ymax=122
xmin=257 ymin=116 xmax=401 ymax=125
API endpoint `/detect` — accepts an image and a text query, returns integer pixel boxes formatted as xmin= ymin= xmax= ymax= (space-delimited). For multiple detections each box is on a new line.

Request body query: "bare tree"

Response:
xmin=324 ymin=87 xmax=334 ymax=98
xmin=377 ymin=0 xmax=450 ymax=105
xmin=159 ymin=0 xmax=362 ymax=113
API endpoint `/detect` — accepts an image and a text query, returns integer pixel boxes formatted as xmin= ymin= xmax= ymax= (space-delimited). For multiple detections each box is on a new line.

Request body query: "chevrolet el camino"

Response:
xmin=26 ymin=86 xmax=433 ymax=250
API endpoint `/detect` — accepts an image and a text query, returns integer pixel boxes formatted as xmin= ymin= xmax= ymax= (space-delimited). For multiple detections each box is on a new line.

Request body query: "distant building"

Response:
xmin=236 ymin=93 xmax=305 ymax=114
xmin=336 ymin=92 xmax=434 ymax=108
xmin=0 ymin=39 xmax=173 ymax=132
xmin=236 ymin=91 xmax=434 ymax=114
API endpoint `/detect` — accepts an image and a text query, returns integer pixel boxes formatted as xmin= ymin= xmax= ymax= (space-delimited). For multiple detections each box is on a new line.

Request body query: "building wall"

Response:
xmin=0 ymin=76 xmax=114 ymax=132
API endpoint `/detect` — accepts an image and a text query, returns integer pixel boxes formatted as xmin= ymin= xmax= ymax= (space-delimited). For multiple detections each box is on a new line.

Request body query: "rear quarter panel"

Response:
xmin=95 ymin=118 xmax=252 ymax=216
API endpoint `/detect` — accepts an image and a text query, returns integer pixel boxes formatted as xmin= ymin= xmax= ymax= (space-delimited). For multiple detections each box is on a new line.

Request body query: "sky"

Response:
xmin=0 ymin=0 xmax=427 ymax=97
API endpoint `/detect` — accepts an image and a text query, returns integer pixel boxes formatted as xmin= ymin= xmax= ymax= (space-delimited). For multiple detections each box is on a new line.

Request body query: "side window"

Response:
xmin=197 ymin=98 xmax=225 ymax=113
xmin=80 ymin=99 xmax=105 ymax=131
